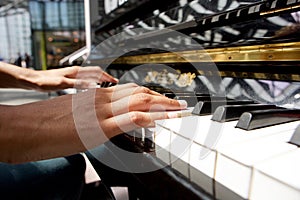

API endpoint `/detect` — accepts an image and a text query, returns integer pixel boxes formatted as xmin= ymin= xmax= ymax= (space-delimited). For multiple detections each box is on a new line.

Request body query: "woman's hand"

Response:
xmin=73 ymin=83 xmax=187 ymax=148
xmin=30 ymin=66 xmax=118 ymax=91
xmin=0 ymin=62 xmax=118 ymax=91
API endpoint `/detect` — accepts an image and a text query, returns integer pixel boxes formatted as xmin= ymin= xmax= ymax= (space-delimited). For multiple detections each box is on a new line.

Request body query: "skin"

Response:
xmin=0 ymin=62 xmax=186 ymax=164
xmin=0 ymin=62 xmax=119 ymax=91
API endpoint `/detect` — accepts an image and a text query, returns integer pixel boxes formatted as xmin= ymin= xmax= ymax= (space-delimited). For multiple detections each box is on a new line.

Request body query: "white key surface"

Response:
xmin=154 ymin=126 xmax=172 ymax=165
xmin=170 ymin=134 xmax=191 ymax=178
xmin=154 ymin=109 xmax=300 ymax=199
xmin=189 ymin=143 xmax=216 ymax=195
xmin=193 ymin=119 xmax=300 ymax=152
xmin=215 ymin=132 xmax=297 ymax=199
xmin=251 ymin=149 xmax=300 ymax=200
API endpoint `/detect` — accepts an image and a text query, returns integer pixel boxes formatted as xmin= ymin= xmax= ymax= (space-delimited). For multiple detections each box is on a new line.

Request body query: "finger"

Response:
xmin=98 ymin=83 xmax=140 ymax=93
xmin=102 ymin=111 xmax=180 ymax=137
xmin=110 ymin=93 xmax=187 ymax=116
xmin=55 ymin=66 xmax=79 ymax=77
xmin=70 ymin=66 xmax=102 ymax=77
xmin=93 ymin=83 xmax=138 ymax=94
xmin=69 ymin=78 xmax=135 ymax=90
xmin=87 ymin=83 xmax=140 ymax=102
xmin=64 ymin=78 xmax=97 ymax=89
xmin=109 ymin=85 xmax=164 ymax=102
xmin=111 ymin=83 xmax=139 ymax=90
xmin=75 ymin=67 xmax=118 ymax=83
xmin=100 ymin=71 xmax=119 ymax=83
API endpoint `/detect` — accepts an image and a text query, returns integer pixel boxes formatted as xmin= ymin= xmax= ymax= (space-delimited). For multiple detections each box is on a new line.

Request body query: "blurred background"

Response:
xmin=0 ymin=0 xmax=86 ymax=70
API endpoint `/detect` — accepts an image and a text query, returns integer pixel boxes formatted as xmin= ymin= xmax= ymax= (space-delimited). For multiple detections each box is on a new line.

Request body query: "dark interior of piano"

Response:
xmin=85 ymin=1 xmax=300 ymax=199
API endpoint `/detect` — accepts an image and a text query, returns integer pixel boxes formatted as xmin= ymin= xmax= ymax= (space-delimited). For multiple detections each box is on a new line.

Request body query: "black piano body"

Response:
xmin=85 ymin=1 xmax=300 ymax=199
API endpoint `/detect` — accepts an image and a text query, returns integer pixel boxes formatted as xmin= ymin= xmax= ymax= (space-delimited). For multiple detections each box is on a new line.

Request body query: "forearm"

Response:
xmin=0 ymin=84 xmax=186 ymax=163
xmin=0 ymin=62 xmax=39 ymax=90
xmin=0 ymin=94 xmax=90 ymax=163
xmin=0 ymin=62 xmax=119 ymax=91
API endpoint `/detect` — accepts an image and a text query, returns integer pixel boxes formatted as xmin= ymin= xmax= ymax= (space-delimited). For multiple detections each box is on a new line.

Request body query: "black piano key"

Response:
xmin=176 ymin=96 xmax=229 ymax=107
xmin=212 ymin=104 xmax=278 ymax=122
xmin=104 ymin=82 xmax=111 ymax=87
xmin=192 ymin=100 xmax=255 ymax=116
xmin=164 ymin=93 xmax=210 ymax=99
xmin=100 ymin=82 xmax=116 ymax=88
xmin=236 ymin=109 xmax=300 ymax=131
xmin=143 ymin=84 xmax=173 ymax=94
xmin=109 ymin=82 xmax=117 ymax=87
xmin=288 ymin=124 xmax=300 ymax=147
xmin=100 ymin=82 xmax=107 ymax=87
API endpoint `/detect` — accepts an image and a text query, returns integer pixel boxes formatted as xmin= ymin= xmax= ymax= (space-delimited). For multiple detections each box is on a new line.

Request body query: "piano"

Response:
xmin=84 ymin=0 xmax=300 ymax=199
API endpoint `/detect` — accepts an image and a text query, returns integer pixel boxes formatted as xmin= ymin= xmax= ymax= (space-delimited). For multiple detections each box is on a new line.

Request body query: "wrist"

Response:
xmin=0 ymin=62 xmax=40 ymax=90
xmin=17 ymin=68 xmax=40 ymax=90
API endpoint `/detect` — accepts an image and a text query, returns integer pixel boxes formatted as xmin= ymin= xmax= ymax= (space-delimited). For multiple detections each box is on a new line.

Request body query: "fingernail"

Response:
xmin=178 ymin=100 xmax=187 ymax=108
xmin=167 ymin=112 xmax=178 ymax=119
xmin=167 ymin=111 xmax=192 ymax=119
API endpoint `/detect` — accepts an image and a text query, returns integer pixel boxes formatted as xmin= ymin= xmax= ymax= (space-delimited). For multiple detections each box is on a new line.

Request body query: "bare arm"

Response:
xmin=0 ymin=62 xmax=118 ymax=91
xmin=0 ymin=83 xmax=187 ymax=164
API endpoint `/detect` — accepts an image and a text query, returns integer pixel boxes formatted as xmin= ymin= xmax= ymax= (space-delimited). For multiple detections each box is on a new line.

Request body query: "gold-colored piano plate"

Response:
xmin=198 ymin=70 xmax=300 ymax=81
xmin=110 ymin=42 xmax=300 ymax=64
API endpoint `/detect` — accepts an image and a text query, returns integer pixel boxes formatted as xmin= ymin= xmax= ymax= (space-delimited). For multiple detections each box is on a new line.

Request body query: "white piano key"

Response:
xmin=154 ymin=124 xmax=192 ymax=168
xmin=155 ymin=109 xmax=300 ymax=198
xmin=215 ymin=132 xmax=297 ymax=199
xmin=189 ymin=143 xmax=216 ymax=195
xmin=156 ymin=107 xmax=194 ymax=130
xmin=170 ymin=133 xmax=191 ymax=178
xmin=156 ymin=113 xmax=211 ymax=141
xmin=156 ymin=115 xmax=197 ymax=134
xmin=155 ymin=114 xmax=214 ymax=195
xmin=154 ymin=126 xmax=172 ymax=165
xmin=193 ymin=120 xmax=300 ymax=152
xmin=158 ymin=111 xmax=299 ymax=158
xmin=251 ymin=149 xmax=300 ymax=200
xmin=215 ymin=155 xmax=251 ymax=200
xmin=158 ymin=107 xmax=300 ymax=154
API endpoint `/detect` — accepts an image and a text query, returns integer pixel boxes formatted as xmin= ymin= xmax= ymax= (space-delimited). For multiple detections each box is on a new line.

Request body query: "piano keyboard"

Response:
xmin=147 ymin=97 xmax=300 ymax=200
xmin=99 ymin=83 xmax=300 ymax=199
